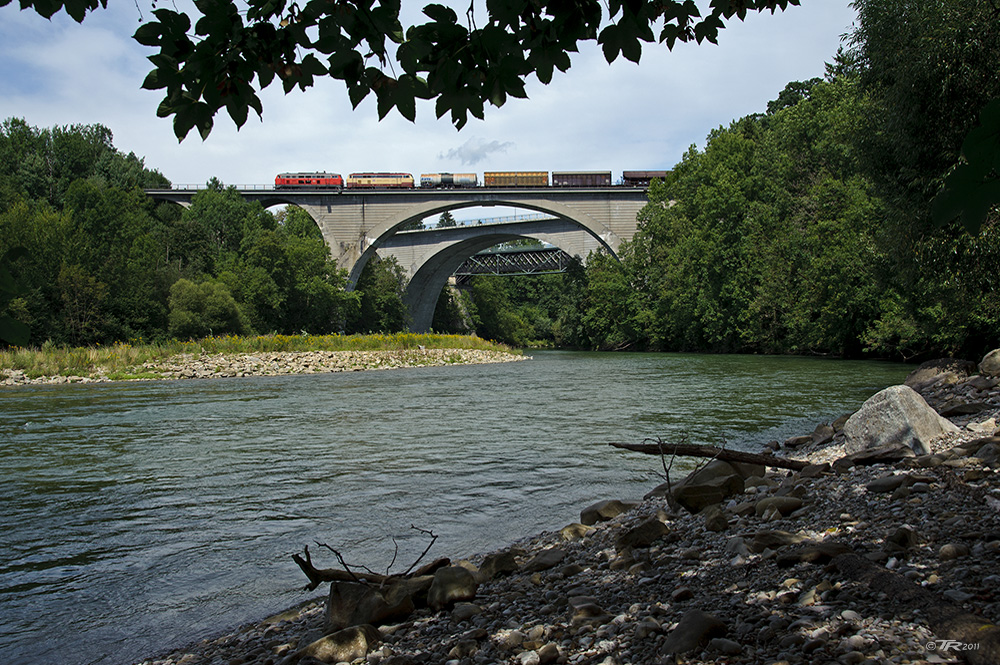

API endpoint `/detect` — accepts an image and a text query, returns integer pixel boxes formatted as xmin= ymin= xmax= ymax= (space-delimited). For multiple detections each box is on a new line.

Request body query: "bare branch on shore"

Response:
xmin=608 ymin=440 xmax=810 ymax=471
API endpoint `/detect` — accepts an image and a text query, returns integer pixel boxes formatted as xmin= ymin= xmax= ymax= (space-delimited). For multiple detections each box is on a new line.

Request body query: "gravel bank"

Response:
xmin=131 ymin=373 xmax=1000 ymax=665
xmin=1 ymin=348 xmax=527 ymax=386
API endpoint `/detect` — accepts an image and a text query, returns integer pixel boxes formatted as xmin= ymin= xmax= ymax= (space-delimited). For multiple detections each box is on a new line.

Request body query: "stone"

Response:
xmin=707 ymin=637 xmax=742 ymax=655
xmin=784 ymin=434 xmax=815 ymax=449
xmin=559 ymin=523 xmax=593 ymax=541
xmin=866 ymin=474 xmax=908 ymax=493
xmin=905 ymin=357 xmax=978 ymax=390
xmin=295 ymin=624 xmax=380 ymax=664
xmin=673 ymin=484 xmax=725 ymax=514
xmin=939 ymin=543 xmax=970 ymax=561
xmin=750 ymin=530 xmax=808 ymax=553
xmin=522 ymin=548 xmax=567 ymax=573
xmin=570 ymin=603 xmax=611 ymax=628
xmin=886 ymin=526 xmax=918 ymax=551
xmin=980 ymin=348 xmax=1000 ymax=376
xmin=976 ymin=442 xmax=1000 ymax=466
xmin=516 ymin=650 xmax=541 ymax=665
xmin=843 ymin=385 xmax=959 ymax=456
xmin=479 ymin=550 xmax=519 ymax=580
xmin=634 ymin=617 xmax=661 ymax=640
xmin=677 ymin=460 xmax=746 ymax=497
xmin=701 ymin=504 xmax=728 ymax=532
xmin=615 ymin=517 xmax=669 ymax=551
xmin=798 ymin=463 xmax=831 ymax=478
xmin=427 ymin=566 xmax=478 ymax=611
xmin=536 ymin=642 xmax=560 ymax=665
xmin=754 ymin=496 xmax=803 ymax=518
xmin=325 ymin=580 xmax=418 ymax=632
xmin=580 ymin=499 xmax=634 ymax=526
xmin=813 ymin=423 xmax=836 ymax=445
xmin=775 ymin=541 xmax=852 ymax=567
xmin=451 ymin=602 xmax=482 ymax=622
xmin=660 ymin=609 xmax=726 ymax=655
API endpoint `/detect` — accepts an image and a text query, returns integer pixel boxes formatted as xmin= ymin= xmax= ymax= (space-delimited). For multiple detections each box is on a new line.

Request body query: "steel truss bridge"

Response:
xmin=452 ymin=247 xmax=573 ymax=285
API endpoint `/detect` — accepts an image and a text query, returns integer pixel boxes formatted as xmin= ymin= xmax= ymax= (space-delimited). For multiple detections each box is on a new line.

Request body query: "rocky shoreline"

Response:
xmin=0 ymin=348 xmax=527 ymax=386
xmin=134 ymin=351 xmax=1000 ymax=665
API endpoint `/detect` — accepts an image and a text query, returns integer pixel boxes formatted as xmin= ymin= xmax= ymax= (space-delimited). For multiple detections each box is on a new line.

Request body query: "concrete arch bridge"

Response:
xmin=145 ymin=186 xmax=649 ymax=331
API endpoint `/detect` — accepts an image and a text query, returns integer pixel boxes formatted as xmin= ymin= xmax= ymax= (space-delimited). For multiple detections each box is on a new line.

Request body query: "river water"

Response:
xmin=0 ymin=351 xmax=909 ymax=665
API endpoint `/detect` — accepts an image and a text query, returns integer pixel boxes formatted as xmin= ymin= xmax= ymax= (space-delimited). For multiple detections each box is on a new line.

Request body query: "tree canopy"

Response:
xmin=2 ymin=0 xmax=800 ymax=140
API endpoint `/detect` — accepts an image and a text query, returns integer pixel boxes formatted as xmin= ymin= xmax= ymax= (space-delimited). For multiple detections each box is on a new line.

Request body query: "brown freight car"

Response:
xmin=622 ymin=171 xmax=670 ymax=186
xmin=551 ymin=171 xmax=612 ymax=187
xmin=483 ymin=171 xmax=549 ymax=187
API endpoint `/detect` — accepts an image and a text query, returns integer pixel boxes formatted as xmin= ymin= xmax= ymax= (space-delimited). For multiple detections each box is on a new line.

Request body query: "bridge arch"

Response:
xmin=349 ymin=197 xmax=620 ymax=288
xmin=376 ymin=217 xmax=605 ymax=332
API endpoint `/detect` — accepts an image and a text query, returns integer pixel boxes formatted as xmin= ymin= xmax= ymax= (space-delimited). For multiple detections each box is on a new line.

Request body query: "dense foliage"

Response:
xmin=0 ymin=119 xmax=411 ymax=345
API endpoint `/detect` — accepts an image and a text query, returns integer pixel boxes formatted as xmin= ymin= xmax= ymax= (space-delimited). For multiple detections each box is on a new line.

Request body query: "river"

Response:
xmin=0 ymin=350 xmax=909 ymax=665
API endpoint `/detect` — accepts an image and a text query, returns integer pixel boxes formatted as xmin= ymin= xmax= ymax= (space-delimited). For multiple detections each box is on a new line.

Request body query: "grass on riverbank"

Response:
xmin=0 ymin=333 xmax=517 ymax=379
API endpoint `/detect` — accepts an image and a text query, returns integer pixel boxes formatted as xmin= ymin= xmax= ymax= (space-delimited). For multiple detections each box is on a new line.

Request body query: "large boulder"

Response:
xmin=981 ymin=349 xmax=1000 ymax=377
xmin=843 ymin=385 xmax=959 ymax=456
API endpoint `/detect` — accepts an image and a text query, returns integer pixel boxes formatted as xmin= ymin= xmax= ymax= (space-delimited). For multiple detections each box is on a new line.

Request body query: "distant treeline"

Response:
xmin=2 ymin=0 xmax=999 ymax=359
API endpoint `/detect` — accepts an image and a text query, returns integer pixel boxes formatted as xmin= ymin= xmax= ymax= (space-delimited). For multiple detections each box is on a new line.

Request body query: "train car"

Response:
xmin=274 ymin=172 xmax=343 ymax=188
xmin=346 ymin=172 xmax=415 ymax=188
xmin=622 ymin=170 xmax=670 ymax=186
xmin=551 ymin=171 xmax=612 ymax=187
xmin=419 ymin=173 xmax=478 ymax=188
xmin=483 ymin=171 xmax=549 ymax=187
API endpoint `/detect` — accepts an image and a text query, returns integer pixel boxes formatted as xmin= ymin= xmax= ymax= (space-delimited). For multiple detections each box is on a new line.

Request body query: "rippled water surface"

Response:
xmin=0 ymin=351 xmax=909 ymax=665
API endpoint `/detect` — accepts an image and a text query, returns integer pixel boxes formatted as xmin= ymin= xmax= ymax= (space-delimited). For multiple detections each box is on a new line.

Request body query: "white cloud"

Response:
xmin=438 ymin=138 xmax=516 ymax=166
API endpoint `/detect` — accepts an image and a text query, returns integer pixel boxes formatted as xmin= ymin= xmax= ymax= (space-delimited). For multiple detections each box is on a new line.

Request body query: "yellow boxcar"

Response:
xmin=346 ymin=172 xmax=414 ymax=188
xmin=483 ymin=171 xmax=549 ymax=187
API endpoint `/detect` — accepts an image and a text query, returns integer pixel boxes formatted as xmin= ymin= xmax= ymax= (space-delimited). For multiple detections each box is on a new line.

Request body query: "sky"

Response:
xmin=0 ymin=1 xmax=857 ymax=203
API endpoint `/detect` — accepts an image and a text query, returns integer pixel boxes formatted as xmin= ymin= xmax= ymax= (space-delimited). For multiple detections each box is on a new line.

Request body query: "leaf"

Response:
xmin=422 ymin=3 xmax=457 ymax=24
xmin=134 ymin=22 xmax=162 ymax=47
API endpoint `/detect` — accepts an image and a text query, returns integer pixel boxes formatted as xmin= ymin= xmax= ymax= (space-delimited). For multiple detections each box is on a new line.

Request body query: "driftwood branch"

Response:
xmin=292 ymin=544 xmax=389 ymax=591
xmin=292 ymin=526 xmax=448 ymax=592
xmin=402 ymin=525 xmax=439 ymax=576
xmin=608 ymin=440 xmax=809 ymax=471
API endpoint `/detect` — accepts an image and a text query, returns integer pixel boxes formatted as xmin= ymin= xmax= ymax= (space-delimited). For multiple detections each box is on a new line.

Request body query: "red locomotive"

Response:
xmin=274 ymin=172 xmax=343 ymax=188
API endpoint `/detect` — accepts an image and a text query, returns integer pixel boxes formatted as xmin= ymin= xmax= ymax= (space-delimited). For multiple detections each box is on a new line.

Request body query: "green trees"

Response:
xmin=167 ymin=278 xmax=246 ymax=338
xmin=560 ymin=0 xmax=999 ymax=358
xmin=0 ymin=119 xmax=408 ymax=345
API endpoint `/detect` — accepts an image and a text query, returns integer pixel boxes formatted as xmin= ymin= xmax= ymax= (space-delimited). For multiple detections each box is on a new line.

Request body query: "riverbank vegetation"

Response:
xmin=0 ymin=333 xmax=514 ymax=380
xmin=2 ymin=0 xmax=998 ymax=361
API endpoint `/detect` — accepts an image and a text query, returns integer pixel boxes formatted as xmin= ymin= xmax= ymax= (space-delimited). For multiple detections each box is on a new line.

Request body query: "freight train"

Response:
xmin=274 ymin=170 xmax=667 ymax=189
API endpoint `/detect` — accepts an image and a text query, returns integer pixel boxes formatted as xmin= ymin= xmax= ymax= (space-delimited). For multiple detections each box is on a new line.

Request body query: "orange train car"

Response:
xmin=274 ymin=172 xmax=343 ymax=188
xmin=483 ymin=171 xmax=549 ymax=187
